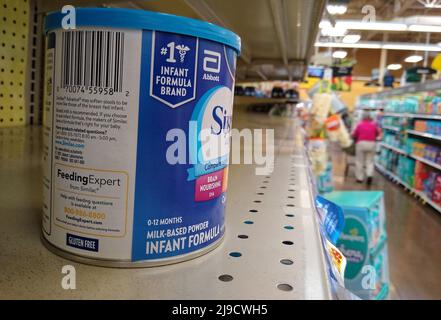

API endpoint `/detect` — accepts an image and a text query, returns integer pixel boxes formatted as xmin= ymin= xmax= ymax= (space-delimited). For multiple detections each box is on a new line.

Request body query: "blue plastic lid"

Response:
xmin=45 ymin=8 xmax=241 ymax=54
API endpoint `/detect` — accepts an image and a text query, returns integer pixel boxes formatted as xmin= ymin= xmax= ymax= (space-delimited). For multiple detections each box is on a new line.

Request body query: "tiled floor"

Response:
xmin=333 ymin=148 xmax=441 ymax=300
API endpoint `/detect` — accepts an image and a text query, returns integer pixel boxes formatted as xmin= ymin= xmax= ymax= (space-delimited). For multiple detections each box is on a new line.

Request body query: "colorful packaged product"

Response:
xmin=414 ymin=161 xmax=430 ymax=191
xmin=414 ymin=120 xmax=427 ymax=132
xmin=423 ymin=172 xmax=437 ymax=199
xmin=432 ymin=175 xmax=441 ymax=205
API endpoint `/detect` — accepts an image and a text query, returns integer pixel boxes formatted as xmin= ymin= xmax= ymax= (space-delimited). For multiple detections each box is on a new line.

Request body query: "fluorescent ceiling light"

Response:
xmin=387 ymin=64 xmax=402 ymax=70
xmin=319 ymin=21 xmax=332 ymax=29
xmin=315 ymin=41 xmax=441 ymax=52
xmin=315 ymin=42 xmax=382 ymax=49
xmin=404 ymin=55 xmax=424 ymax=63
xmin=321 ymin=25 xmax=347 ymax=37
xmin=418 ymin=0 xmax=441 ymax=8
xmin=319 ymin=20 xmax=407 ymax=31
xmin=320 ymin=19 xmax=441 ymax=33
xmin=342 ymin=34 xmax=361 ymax=44
xmin=395 ymin=44 xmax=441 ymax=51
xmin=337 ymin=21 xmax=407 ymax=31
xmin=332 ymin=50 xmax=348 ymax=59
xmin=383 ymin=43 xmax=441 ymax=51
xmin=327 ymin=4 xmax=347 ymax=15
xmin=408 ymin=24 xmax=441 ymax=32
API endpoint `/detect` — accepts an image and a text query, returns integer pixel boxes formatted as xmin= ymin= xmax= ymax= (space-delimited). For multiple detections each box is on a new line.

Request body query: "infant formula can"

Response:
xmin=41 ymin=8 xmax=240 ymax=267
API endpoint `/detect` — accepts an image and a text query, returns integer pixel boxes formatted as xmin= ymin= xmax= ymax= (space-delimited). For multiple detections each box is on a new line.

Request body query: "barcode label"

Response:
xmin=61 ymin=30 xmax=125 ymax=92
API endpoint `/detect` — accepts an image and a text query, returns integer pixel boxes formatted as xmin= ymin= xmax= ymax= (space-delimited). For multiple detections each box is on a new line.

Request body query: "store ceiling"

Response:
xmin=318 ymin=0 xmax=441 ymax=45
xmin=39 ymin=0 xmax=327 ymax=82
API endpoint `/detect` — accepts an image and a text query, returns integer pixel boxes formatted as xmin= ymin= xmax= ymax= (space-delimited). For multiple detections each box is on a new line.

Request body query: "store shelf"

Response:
xmin=378 ymin=144 xmax=441 ymax=171
xmin=407 ymin=129 xmax=441 ymax=142
xmin=357 ymin=107 xmax=384 ymax=111
xmin=379 ymin=143 xmax=407 ymax=155
xmin=383 ymin=113 xmax=441 ymax=120
xmin=0 ymin=110 xmax=331 ymax=299
xmin=408 ymin=114 xmax=441 ymax=120
xmin=382 ymin=112 xmax=403 ymax=118
xmin=375 ymin=163 xmax=441 ymax=214
xmin=409 ymin=154 xmax=441 ymax=171
xmin=360 ymin=80 xmax=441 ymax=100
xmin=382 ymin=125 xmax=400 ymax=132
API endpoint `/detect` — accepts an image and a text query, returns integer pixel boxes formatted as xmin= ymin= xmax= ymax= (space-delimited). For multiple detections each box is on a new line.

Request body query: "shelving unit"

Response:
xmin=375 ymin=163 xmax=441 ymax=214
xmin=357 ymin=81 xmax=441 ymax=216
xmin=379 ymin=142 xmax=407 ymax=155
xmin=383 ymin=113 xmax=441 ymax=120
xmin=410 ymin=155 xmax=441 ymax=172
xmin=359 ymin=80 xmax=441 ymax=101
xmin=382 ymin=112 xmax=403 ymax=117
xmin=0 ymin=110 xmax=333 ymax=299
xmin=358 ymin=107 xmax=384 ymax=111
xmin=379 ymin=143 xmax=441 ymax=171
xmin=407 ymin=129 xmax=441 ymax=142
xmin=382 ymin=125 xmax=400 ymax=132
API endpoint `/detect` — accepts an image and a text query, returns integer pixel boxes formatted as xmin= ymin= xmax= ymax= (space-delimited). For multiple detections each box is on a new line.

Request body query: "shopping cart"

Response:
xmin=342 ymin=143 xmax=356 ymax=177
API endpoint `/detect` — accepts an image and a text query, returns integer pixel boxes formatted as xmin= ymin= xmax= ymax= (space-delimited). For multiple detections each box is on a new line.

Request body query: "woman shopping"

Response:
xmin=352 ymin=112 xmax=380 ymax=185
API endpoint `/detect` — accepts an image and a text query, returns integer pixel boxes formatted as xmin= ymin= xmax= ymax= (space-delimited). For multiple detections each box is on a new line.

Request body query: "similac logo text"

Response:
xmin=211 ymin=105 xmax=232 ymax=136
xmin=199 ymin=87 xmax=233 ymax=163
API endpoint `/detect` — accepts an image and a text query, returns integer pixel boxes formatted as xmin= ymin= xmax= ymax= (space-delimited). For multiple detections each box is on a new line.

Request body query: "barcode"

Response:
xmin=60 ymin=30 xmax=125 ymax=92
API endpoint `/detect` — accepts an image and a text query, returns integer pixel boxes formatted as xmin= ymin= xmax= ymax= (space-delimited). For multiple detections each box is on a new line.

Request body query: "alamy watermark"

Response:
xmin=166 ymin=124 xmax=275 ymax=176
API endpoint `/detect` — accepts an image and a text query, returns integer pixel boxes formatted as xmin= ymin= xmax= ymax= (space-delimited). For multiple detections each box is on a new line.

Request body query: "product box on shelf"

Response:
xmin=420 ymin=94 xmax=431 ymax=114
xmin=405 ymin=138 xmax=416 ymax=154
xmin=424 ymin=145 xmax=439 ymax=163
xmin=412 ymin=142 xmax=426 ymax=157
xmin=432 ymin=175 xmax=441 ymax=205
xmin=386 ymin=99 xmax=401 ymax=113
xmin=436 ymin=148 xmax=441 ymax=165
xmin=426 ymin=121 xmax=435 ymax=134
xmin=403 ymin=96 xmax=419 ymax=114
xmin=431 ymin=96 xmax=441 ymax=114
xmin=414 ymin=120 xmax=427 ymax=132
xmin=316 ymin=162 xmax=334 ymax=194
xmin=414 ymin=161 xmax=431 ymax=191
xmin=398 ymin=156 xmax=415 ymax=187
xmin=423 ymin=172 xmax=438 ymax=199
xmin=324 ymin=191 xmax=389 ymax=300
xmin=424 ymin=120 xmax=441 ymax=135
xmin=369 ymin=236 xmax=390 ymax=300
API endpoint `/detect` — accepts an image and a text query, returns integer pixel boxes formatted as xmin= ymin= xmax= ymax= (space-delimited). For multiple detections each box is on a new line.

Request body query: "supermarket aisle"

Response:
xmin=333 ymin=150 xmax=441 ymax=300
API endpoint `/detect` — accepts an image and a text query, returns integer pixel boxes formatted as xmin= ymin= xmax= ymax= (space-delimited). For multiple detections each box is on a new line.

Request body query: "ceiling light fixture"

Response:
xmin=319 ymin=21 xmax=332 ymax=29
xmin=315 ymin=42 xmax=441 ymax=52
xmin=342 ymin=34 xmax=361 ymax=44
xmin=387 ymin=64 xmax=402 ymax=70
xmin=336 ymin=21 xmax=407 ymax=31
xmin=332 ymin=50 xmax=348 ymax=59
xmin=321 ymin=25 xmax=347 ymax=37
xmin=408 ymin=24 xmax=441 ymax=32
xmin=316 ymin=42 xmax=382 ymax=49
xmin=319 ymin=20 xmax=407 ymax=31
xmin=320 ymin=19 xmax=441 ymax=33
xmin=404 ymin=55 xmax=424 ymax=63
xmin=417 ymin=0 xmax=441 ymax=8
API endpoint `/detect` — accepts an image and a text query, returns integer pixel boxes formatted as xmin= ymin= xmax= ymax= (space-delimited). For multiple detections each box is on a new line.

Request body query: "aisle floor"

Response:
xmin=333 ymin=150 xmax=441 ymax=300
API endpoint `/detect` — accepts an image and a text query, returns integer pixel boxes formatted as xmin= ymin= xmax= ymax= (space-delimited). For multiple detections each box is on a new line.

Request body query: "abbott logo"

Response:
xmin=203 ymin=50 xmax=221 ymax=73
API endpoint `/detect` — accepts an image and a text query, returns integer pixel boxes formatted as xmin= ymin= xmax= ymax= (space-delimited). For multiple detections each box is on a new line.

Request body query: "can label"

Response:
xmin=42 ymin=27 xmax=236 ymax=263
